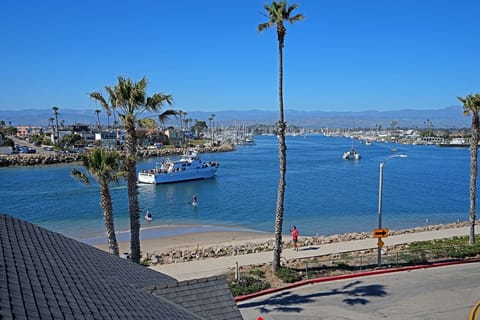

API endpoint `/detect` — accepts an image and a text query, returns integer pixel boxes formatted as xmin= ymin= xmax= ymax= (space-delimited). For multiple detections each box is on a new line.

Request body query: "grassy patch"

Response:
xmin=227 ymin=234 xmax=480 ymax=297
xmin=407 ymin=235 xmax=480 ymax=261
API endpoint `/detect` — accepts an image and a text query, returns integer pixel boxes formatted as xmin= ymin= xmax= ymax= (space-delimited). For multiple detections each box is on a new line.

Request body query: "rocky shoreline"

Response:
xmin=148 ymin=221 xmax=472 ymax=265
xmin=0 ymin=143 xmax=235 ymax=167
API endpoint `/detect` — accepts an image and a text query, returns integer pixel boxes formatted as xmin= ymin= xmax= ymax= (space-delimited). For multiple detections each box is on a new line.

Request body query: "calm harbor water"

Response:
xmin=0 ymin=135 xmax=472 ymax=243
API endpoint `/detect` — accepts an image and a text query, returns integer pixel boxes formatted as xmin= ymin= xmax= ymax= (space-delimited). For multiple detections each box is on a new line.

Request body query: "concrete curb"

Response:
xmin=234 ymin=257 xmax=480 ymax=302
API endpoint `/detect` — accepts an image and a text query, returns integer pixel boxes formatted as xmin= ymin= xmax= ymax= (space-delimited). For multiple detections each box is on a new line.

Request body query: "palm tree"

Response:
xmin=90 ymin=76 xmax=175 ymax=263
xmin=458 ymin=94 xmax=480 ymax=244
xmin=71 ymin=148 xmax=123 ymax=256
xmin=52 ymin=106 xmax=60 ymax=145
xmin=95 ymin=109 xmax=101 ymax=128
xmin=105 ymin=108 xmax=112 ymax=128
xmin=48 ymin=117 xmax=54 ymax=132
xmin=258 ymin=1 xmax=303 ymax=272
xmin=91 ymin=90 xmax=115 ymax=129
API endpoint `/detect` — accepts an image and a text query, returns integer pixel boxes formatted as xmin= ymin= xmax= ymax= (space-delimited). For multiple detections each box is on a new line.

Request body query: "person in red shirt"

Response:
xmin=290 ymin=225 xmax=299 ymax=251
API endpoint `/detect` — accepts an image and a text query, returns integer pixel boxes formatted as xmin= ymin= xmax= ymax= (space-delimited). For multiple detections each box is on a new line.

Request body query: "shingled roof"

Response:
xmin=0 ymin=213 xmax=242 ymax=319
xmin=149 ymin=277 xmax=243 ymax=320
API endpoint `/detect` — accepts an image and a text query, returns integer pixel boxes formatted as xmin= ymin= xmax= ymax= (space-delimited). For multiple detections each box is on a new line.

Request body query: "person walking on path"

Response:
xmin=290 ymin=225 xmax=299 ymax=251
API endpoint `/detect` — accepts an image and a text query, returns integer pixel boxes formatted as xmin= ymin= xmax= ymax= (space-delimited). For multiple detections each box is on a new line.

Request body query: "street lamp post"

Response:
xmin=377 ymin=154 xmax=408 ymax=267
xmin=208 ymin=117 xmax=212 ymax=145
xmin=211 ymin=113 xmax=216 ymax=146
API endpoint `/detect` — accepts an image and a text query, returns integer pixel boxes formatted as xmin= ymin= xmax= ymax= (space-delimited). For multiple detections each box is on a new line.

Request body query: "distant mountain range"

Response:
xmin=0 ymin=106 xmax=470 ymax=129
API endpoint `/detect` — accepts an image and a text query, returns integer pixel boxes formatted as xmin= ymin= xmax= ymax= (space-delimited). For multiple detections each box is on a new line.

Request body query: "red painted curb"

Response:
xmin=234 ymin=258 xmax=480 ymax=302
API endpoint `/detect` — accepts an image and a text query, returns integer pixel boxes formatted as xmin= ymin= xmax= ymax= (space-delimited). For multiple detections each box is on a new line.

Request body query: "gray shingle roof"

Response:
xmin=0 ymin=213 xmax=242 ymax=319
xmin=149 ymin=276 xmax=243 ymax=320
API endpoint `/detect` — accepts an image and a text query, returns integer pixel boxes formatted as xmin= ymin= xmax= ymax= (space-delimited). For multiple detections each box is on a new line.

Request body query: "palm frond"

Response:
xmin=258 ymin=1 xmax=303 ymax=32
xmin=138 ymin=118 xmax=157 ymax=129
xmin=71 ymin=168 xmax=90 ymax=184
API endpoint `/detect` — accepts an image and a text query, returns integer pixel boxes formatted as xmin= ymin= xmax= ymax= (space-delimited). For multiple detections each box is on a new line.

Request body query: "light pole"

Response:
xmin=208 ymin=117 xmax=212 ymax=145
xmin=211 ymin=113 xmax=216 ymax=146
xmin=377 ymin=154 xmax=408 ymax=267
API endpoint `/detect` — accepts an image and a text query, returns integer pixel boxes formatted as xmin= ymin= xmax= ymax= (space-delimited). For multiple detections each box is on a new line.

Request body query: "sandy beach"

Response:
xmin=94 ymin=230 xmax=277 ymax=254
xmin=94 ymin=221 xmax=472 ymax=258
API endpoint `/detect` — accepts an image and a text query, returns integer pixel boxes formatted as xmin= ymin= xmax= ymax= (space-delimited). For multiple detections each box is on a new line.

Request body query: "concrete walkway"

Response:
xmin=150 ymin=226 xmax=470 ymax=281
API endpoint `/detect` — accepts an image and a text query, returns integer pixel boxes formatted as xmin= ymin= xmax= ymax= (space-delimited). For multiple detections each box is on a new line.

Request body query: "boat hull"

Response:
xmin=138 ymin=166 xmax=218 ymax=184
xmin=342 ymin=150 xmax=360 ymax=160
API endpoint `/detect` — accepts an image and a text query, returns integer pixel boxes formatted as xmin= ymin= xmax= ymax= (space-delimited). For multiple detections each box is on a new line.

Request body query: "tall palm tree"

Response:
xmin=71 ymin=148 xmax=123 ymax=256
xmin=105 ymin=108 xmax=112 ymax=128
xmin=48 ymin=117 xmax=54 ymax=132
xmin=91 ymin=90 xmax=115 ymax=129
xmin=458 ymin=94 xmax=480 ymax=244
xmin=258 ymin=1 xmax=303 ymax=272
xmin=52 ymin=106 xmax=60 ymax=145
xmin=90 ymin=76 xmax=175 ymax=263
xmin=95 ymin=109 xmax=101 ymax=128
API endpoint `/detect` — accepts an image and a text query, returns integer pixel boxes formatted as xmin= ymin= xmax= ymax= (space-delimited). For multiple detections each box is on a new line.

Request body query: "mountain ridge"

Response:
xmin=0 ymin=106 xmax=470 ymax=129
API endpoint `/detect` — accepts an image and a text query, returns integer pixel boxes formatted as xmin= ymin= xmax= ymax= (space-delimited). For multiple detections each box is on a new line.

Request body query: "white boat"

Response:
xmin=342 ymin=149 xmax=361 ymax=160
xmin=138 ymin=150 xmax=220 ymax=184
xmin=343 ymin=137 xmax=361 ymax=160
xmin=244 ymin=136 xmax=256 ymax=145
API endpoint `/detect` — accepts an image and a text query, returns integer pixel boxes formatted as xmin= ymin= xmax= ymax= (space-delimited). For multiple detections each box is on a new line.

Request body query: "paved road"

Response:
xmin=8 ymin=135 xmax=53 ymax=154
xmin=237 ymin=262 xmax=480 ymax=320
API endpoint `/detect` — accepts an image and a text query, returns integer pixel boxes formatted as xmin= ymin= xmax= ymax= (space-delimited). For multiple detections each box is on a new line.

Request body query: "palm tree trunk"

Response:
xmin=469 ymin=114 xmax=479 ymax=244
xmin=101 ymin=184 xmax=119 ymax=256
xmin=126 ymin=119 xmax=141 ymax=263
xmin=273 ymin=36 xmax=287 ymax=272
xmin=55 ymin=114 xmax=59 ymax=145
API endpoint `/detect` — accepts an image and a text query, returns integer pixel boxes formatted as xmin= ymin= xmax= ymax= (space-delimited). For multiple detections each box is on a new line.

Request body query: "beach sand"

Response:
xmin=93 ymin=222 xmax=473 ymax=259
xmin=94 ymin=230 xmax=277 ymax=254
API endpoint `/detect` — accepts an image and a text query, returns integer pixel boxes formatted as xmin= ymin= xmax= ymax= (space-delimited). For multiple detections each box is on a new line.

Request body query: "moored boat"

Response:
xmin=138 ymin=150 xmax=219 ymax=184
xmin=437 ymin=138 xmax=470 ymax=148
xmin=342 ymin=149 xmax=361 ymax=160
xmin=343 ymin=136 xmax=361 ymax=160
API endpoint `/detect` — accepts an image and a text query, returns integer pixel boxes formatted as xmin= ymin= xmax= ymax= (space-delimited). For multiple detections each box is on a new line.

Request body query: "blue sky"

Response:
xmin=1 ymin=0 xmax=479 ymax=113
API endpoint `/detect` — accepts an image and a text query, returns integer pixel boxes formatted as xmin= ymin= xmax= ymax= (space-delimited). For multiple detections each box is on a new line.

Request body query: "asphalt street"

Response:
xmin=237 ymin=261 xmax=480 ymax=320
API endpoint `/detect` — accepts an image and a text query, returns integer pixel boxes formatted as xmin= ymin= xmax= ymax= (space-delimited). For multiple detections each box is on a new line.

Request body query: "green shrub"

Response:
xmin=229 ymin=276 xmax=270 ymax=297
xmin=399 ymin=251 xmax=428 ymax=265
xmin=447 ymin=244 xmax=480 ymax=259
xmin=275 ymin=267 xmax=302 ymax=283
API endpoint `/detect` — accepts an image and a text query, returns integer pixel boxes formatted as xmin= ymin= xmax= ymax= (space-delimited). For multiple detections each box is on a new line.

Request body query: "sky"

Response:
xmin=1 ymin=0 xmax=480 ymax=113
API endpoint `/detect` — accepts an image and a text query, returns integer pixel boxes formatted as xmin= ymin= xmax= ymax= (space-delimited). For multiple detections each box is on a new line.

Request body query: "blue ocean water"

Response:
xmin=0 ymin=135 xmax=472 ymax=242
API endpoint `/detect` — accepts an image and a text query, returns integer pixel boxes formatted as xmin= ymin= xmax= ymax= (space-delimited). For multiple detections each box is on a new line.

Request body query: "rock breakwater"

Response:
xmin=146 ymin=222 xmax=471 ymax=265
xmin=0 ymin=143 xmax=235 ymax=167
xmin=0 ymin=153 xmax=82 ymax=167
